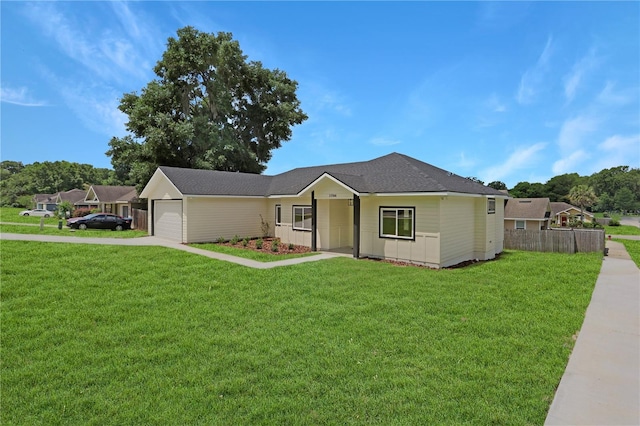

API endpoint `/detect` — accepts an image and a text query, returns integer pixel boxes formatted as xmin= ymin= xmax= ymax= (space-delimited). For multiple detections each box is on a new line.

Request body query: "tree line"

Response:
xmin=481 ymin=166 xmax=640 ymax=212
xmin=0 ymin=160 xmax=119 ymax=207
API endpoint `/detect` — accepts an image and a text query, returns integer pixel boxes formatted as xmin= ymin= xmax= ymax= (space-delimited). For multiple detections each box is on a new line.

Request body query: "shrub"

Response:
xmin=216 ymin=236 xmax=226 ymax=244
xmin=72 ymin=208 xmax=91 ymax=218
xmin=256 ymin=238 xmax=263 ymax=249
xmin=242 ymin=237 xmax=249 ymax=247
xmin=90 ymin=208 xmax=101 ymax=214
xmin=609 ymin=219 xmax=621 ymax=227
xmin=259 ymin=214 xmax=270 ymax=237
xmin=230 ymin=235 xmax=240 ymax=245
xmin=271 ymin=239 xmax=279 ymax=252
xmin=288 ymin=243 xmax=295 ymax=251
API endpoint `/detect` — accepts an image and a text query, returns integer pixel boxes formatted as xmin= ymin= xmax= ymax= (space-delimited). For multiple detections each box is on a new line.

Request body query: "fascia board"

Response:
xmin=295 ymin=173 xmax=361 ymax=197
xmin=139 ymin=168 xmax=183 ymax=199
xmin=183 ymin=194 xmax=266 ymax=199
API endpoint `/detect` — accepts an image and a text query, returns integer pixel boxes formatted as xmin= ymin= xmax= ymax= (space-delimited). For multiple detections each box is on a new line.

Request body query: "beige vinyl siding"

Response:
xmin=494 ymin=200 xmax=505 ymax=253
xmin=305 ymin=177 xmax=354 ymax=199
xmin=185 ymin=197 xmax=268 ymax=243
xmin=273 ymin=196 xmax=313 ymax=247
xmin=439 ymin=197 xmax=475 ymax=267
xmin=150 ymin=176 xmax=182 ymax=200
xmin=359 ymin=196 xmax=441 ymax=266
xmin=473 ymin=197 xmax=498 ymax=261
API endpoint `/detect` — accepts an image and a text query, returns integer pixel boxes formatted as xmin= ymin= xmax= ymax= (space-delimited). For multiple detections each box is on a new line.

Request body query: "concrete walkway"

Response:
xmin=0 ymin=233 xmax=350 ymax=269
xmin=545 ymin=239 xmax=640 ymax=425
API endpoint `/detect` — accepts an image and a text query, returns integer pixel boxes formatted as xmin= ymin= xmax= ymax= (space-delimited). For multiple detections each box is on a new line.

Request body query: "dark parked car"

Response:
xmin=66 ymin=213 xmax=132 ymax=231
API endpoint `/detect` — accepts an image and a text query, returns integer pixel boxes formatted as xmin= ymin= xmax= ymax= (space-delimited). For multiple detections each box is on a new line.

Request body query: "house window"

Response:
xmin=487 ymin=198 xmax=495 ymax=214
xmin=380 ymin=207 xmax=415 ymax=239
xmin=293 ymin=206 xmax=312 ymax=231
xmin=515 ymin=220 xmax=525 ymax=230
xmin=275 ymin=204 xmax=282 ymax=226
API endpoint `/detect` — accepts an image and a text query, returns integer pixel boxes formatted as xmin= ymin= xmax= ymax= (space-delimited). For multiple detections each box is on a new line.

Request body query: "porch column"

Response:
xmin=311 ymin=191 xmax=317 ymax=251
xmin=353 ymin=194 xmax=360 ymax=259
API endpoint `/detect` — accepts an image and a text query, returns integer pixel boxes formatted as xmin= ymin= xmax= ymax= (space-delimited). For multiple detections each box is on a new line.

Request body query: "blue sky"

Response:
xmin=2 ymin=1 xmax=639 ymax=188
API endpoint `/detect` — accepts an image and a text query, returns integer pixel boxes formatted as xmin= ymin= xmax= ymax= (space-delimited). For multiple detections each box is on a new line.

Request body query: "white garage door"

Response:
xmin=154 ymin=200 xmax=183 ymax=241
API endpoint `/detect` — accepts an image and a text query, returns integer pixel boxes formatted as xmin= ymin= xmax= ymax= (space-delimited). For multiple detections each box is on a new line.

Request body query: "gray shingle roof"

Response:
xmin=505 ymin=198 xmax=551 ymax=219
xmin=159 ymin=167 xmax=273 ymax=196
xmin=159 ymin=153 xmax=506 ymax=197
xmin=58 ymin=189 xmax=87 ymax=204
xmin=90 ymin=185 xmax=138 ymax=202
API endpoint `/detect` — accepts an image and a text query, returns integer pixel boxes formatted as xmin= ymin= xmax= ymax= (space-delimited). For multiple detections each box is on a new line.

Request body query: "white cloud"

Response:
xmin=552 ymin=150 xmax=589 ymax=175
xmin=40 ymin=69 xmax=127 ymax=137
xmin=597 ymin=81 xmax=636 ymax=106
xmin=480 ymin=142 xmax=547 ymax=182
xmin=486 ymin=93 xmax=507 ymax=113
xmin=0 ymin=86 xmax=47 ymax=106
xmin=456 ymin=151 xmax=476 ymax=169
xmin=318 ymin=92 xmax=352 ymax=116
xmin=557 ymin=115 xmax=598 ymax=153
xmin=552 ymin=115 xmax=600 ymax=174
xmin=516 ymin=36 xmax=553 ymax=105
xmin=24 ymin=3 xmax=153 ymax=83
xmin=563 ymin=48 xmax=598 ymax=103
xmin=595 ymin=134 xmax=640 ymax=169
xmin=369 ymin=137 xmax=401 ymax=147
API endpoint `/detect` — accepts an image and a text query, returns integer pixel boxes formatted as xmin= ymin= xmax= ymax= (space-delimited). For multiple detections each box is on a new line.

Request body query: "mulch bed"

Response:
xmin=219 ymin=237 xmax=311 ymax=255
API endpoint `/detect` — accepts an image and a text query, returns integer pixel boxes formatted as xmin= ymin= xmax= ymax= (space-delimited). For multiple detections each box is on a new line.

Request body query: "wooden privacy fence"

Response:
xmin=504 ymin=229 xmax=605 ymax=254
xmin=131 ymin=208 xmax=148 ymax=231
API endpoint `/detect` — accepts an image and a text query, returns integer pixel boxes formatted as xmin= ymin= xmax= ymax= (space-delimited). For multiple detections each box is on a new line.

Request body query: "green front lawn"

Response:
xmin=604 ymin=225 xmax=640 ymax=236
xmin=615 ymin=239 xmax=640 ymax=268
xmin=0 ymin=206 xmax=61 ymax=224
xmin=0 ymin=223 xmax=147 ymax=238
xmin=1 ymin=242 xmax=601 ymax=424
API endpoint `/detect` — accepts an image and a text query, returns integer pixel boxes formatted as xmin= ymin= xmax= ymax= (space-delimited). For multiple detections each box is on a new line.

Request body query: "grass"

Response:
xmin=615 ymin=239 xmax=640 ymax=268
xmin=1 ymin=241 xmax=602 ymax=425
xmin=189 ymin=242 xmax=320 ymax=262
xmin=604 ymin=224 xmax=640 ymax=236
xmin=0 ymin=224 xmax=147 ymax=238
xmin=1 ymin=207 xmax=146 ymax=238
xmin=0 ymin=206 xmax=61 ymax=224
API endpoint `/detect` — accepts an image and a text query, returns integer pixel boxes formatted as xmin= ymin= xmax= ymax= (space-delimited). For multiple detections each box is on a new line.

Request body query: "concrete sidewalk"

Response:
xmin=0 ymin=233 xmax=349 ymax=269
xmin=545 ymin=240 xmax=640 ymax=425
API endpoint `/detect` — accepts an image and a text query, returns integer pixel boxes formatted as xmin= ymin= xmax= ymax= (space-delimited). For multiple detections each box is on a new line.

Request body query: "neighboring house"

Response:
xmin=56 ymin=189 xmax=87 ymax=206
xmin=34 ymin=193 xmax=57 ymax=211
xmin=550 ymin=202 xmax=594 ymax=226
xmin=140 ymin=153 xmax=507 ymax=268
xmin=34 ymin=189 xmax=86 ymax=210
xmin=504 ymin=198 xmax=551 ymax=230
xmin=80 ymin=185 xmax=139 ymax=217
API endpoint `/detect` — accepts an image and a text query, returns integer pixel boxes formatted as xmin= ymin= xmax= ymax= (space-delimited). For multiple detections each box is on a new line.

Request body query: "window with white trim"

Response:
xmin=275 ymin=204 xmax=282 ymax=226
xmin=293 ymin=206 xmax=312 ymax=231
xmin=380 ymin=207 xmax=415 ymax=239
xmin=487 ymin=198 xmax=496 ymax=214
xmin=515 ymin=220 xmax=525 ymax=230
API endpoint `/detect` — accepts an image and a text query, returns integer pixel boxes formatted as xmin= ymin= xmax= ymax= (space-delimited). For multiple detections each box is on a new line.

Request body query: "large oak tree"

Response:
xmin=108 ymin=27 xmax=307 ymax=189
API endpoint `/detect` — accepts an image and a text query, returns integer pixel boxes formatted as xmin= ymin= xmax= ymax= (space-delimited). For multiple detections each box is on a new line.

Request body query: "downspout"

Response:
xmin=311 ymin=191 xmax=317 ymax=251
xmin=353 ymin=194 xmax=360 ymax=259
